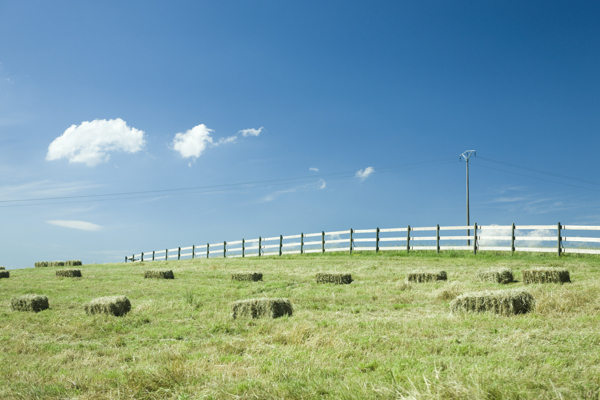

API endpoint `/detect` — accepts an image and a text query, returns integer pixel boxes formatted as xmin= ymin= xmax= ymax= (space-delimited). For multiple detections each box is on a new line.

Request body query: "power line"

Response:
xmin=472 ymin=162 xmax=600 ymax=193
xmin=477 ymin=156 xmax=600 ymax=187
xmin=0 ymin=158 xmax=456 ymax=207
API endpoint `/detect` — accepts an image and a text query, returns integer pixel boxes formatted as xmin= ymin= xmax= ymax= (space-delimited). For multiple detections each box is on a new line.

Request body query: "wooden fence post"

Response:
xmin=258 ymin=237 xmax=262 ymax=257
xmin=279 ymin=235 xmax=283 ymax=256
xmin=300 ymin=233 xmax=304 ymax=254
xmin=206 ymin=243 xmax=210 ymax=259
xmin=511 ymin=223 xmax=515 ymax=254
xmin=141 ymin=252 xmax=144 ymax=262
xmin=178 ymin=247 xmax=181 ymax=260
xmin=349 ymin=229 xmax=353 ymax=255
xmin=152 ymin=251 xmax=155 ymax=261
xmin=223 ymin=241 xmax=227 ymax=258
xmin=192 ymin=245 xmax=195 ymax=259
xmin=165 ymin=249 xmax=168 ymax=261
xmin=407 ymin=225 xmax=411 ymax=253
xmin=473 ymin=223 xmax=478 ymax=255
xmin=558 ymin=222 xmax=562 ymax=257
xmin=376 ymin=228 xmax=380 ymax=253
xmin=125 ymin=256 xmax=127 ymax=263
xmin=436 ymin=224 xmax=440 ymax=254
xmin=321 ymin=231 xmax=325 ymax=253
xmin=242 ymin=239 xmax=245 ymax=258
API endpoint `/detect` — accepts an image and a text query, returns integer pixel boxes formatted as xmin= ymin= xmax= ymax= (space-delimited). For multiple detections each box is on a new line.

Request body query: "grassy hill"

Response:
xmin=1 ymin=251 xmax=599 ymax=399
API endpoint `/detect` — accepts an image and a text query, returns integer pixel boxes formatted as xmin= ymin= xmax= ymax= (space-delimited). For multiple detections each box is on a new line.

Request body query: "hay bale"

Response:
xmin=11 ymin=295 xmax=49 ymax=312
xmin=0 ymin=271 xmax=9 ymax=279
xmin=144 ymin=270 xmax=174 ymax=279
xmin=450 ymin=289 xmax=535 ymax=316
xmin=522 ymin=268 xmax=570 ymax=284
xmin=477 ymin=268 xmax=514 ymax=284
xmin=316 ymin=273 xmax=353 ymax=284
xmin=407 ymin=270 xmax=447 ymax=283
xmin=56 ymin=269 xmax=82 ymax=278
xmin=0 ymin=266 xmax=5 ymax=270
xmin=49 ymin=261 xmax=65 ymax=267
xmin=35 ymin=262 xmax=49 ymax=268
xmin=232 ymin=298 xmax=293 ymax=319
xmin=231 ymin=272 xmax=263 ymax=281
xmin=65 ymin=260 xmax=82 ymax=267
xmin=84 ymin=295 xmax=131 ymax=316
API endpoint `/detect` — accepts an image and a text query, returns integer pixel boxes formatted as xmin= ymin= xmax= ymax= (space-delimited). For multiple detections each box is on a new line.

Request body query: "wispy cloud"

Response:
xmin=356 ymin=167 xmax=374 ymax=181
xmin=0 ymin=180 xmax=102 ymax=201
xmin=47 ymin=118 xmax=145 ymax=167
xmin=262 ymin=180 xmax=325 ymax=202
xmin=239 ymin=127 xmax=263 ymax=137
xmin=309 ymin=167 xmax=319 ymax=172
xmin=47 ymin=220 xmax=102 ymax=231
xmin=172 ymin=125 xmax=262 ymax=162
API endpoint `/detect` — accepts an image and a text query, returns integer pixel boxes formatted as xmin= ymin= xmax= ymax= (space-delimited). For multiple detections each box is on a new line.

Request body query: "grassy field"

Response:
xmin=1 ymin=251 xmax=600 ymax=399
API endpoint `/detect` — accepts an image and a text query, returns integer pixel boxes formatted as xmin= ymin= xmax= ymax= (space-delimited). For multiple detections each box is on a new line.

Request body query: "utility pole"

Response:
xmin=459 ymin=150 xmax=476 ymax=245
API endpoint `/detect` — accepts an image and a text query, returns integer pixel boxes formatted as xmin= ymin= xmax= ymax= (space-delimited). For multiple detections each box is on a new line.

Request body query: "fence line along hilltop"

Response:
xmin=125 ymin=223 xmax=600 ymax=263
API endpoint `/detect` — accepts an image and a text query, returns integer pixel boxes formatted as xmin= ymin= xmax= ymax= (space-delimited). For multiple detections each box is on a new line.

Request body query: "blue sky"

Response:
xmin=1 ymin=1 xmax=599 ymax=268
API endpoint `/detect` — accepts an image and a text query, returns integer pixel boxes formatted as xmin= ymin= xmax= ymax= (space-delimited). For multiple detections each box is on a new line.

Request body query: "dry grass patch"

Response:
xmin=144 ymin=270 xmax=175 ymax=279
xmin=0 ymin=271 xmax=8 ymax=279
xmin=435 ymin=282 xmax=464 ymax=301
xmin=407 ymin=270 xmax=447 ymax=283
xmin=231 ymin=298 xmax=293 ymax=319
xmin=450 ymin=289 xmax=535 ymax=315
xmin=231 ymin=272 xmax=263 ymax=281
xmin=56 ymin=269 xmax=82 ymax=278
xmin=316 ymin=273 xmax=353 ymax=284
xmin=84 ymin=295 xmax=131 ymax=316
xmin=10 ymin=294 xmax=49 ymax=312
xmin=522 ymin=267 xmax=570 ymax=284
xmin=477 ymin=267 xmax=514 ymax=284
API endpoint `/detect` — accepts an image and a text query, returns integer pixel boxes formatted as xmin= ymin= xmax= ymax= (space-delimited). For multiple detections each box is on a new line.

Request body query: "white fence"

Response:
xmin=125 ymin=223 xmax=600 ymax=262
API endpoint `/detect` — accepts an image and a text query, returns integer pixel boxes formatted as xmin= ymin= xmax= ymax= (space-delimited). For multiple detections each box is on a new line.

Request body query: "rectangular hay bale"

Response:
xmin=84 ymin=295 xmax=131 ymax=316
xmin=450 ymin=289 xmax=535 ymax=316
xmin=35 ymin=262 xmax=49 ymax=268
xmin=56 ymin=269 xmax=82 ymax=278
xmin=522 ymin=268 xmax=570 ymax=284
xmin=11 ymin=294 xmax=49 ymax=312
xmin=231 ymin=272 xmax=263 ymax=281
xmin=49 ymin=261 xmax=65 ymax=267
xmin=407 ymin=270 xmax=447 ymax=283
xmin=0 ymin=271 xmax=9 ymax=279
xmin=0 ymin=266 xmax=5 ymax=270
xmin=144 ymin=270 xmax=175 ymax=279
xmin=65 ymin=260 xmax=83 ymax=267
xmin=316 ymin=273 xmax=353 ymax=284
xmin=477 ymin=268 xmax=514 ymax=284
xmin=232 ymin=298 xmax=293 ymax=319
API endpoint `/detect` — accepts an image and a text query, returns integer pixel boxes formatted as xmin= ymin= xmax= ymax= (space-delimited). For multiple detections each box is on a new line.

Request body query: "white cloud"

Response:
xmin=239 ymin=127 xmax=263 ymax=137
xmin=356 ymin=166 xmax=374 ymax=181
xmin=309 ymin=167 xmax=319 ymax=172
xmin=319 ymin=179 xmax=326 ymax=189
xmin=172 ymin=124 xmax=262 ymax=161
xmin=172 ymin=124 xmax=214 ymax=159
xmin=47 ymin=118 xmax=145 ymax=167
xmin=478 ymin=225 xmax=555 ymax=247
xmin=47 ymin=220 xmax=101 ymax=231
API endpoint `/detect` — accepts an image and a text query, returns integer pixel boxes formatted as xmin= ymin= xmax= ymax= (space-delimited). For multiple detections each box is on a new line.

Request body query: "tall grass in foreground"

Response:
xmin=0 ymin=252 xmax=599 ymax=399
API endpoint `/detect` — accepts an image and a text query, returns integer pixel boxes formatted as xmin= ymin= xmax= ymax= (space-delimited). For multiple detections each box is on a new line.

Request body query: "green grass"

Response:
xmin=1 ymin=251 xmax=600 ymax=399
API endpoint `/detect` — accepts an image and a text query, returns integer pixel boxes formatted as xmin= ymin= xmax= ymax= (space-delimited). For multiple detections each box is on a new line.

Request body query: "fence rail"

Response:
xmin=125 ymin=223 xmax=600 ymax=262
